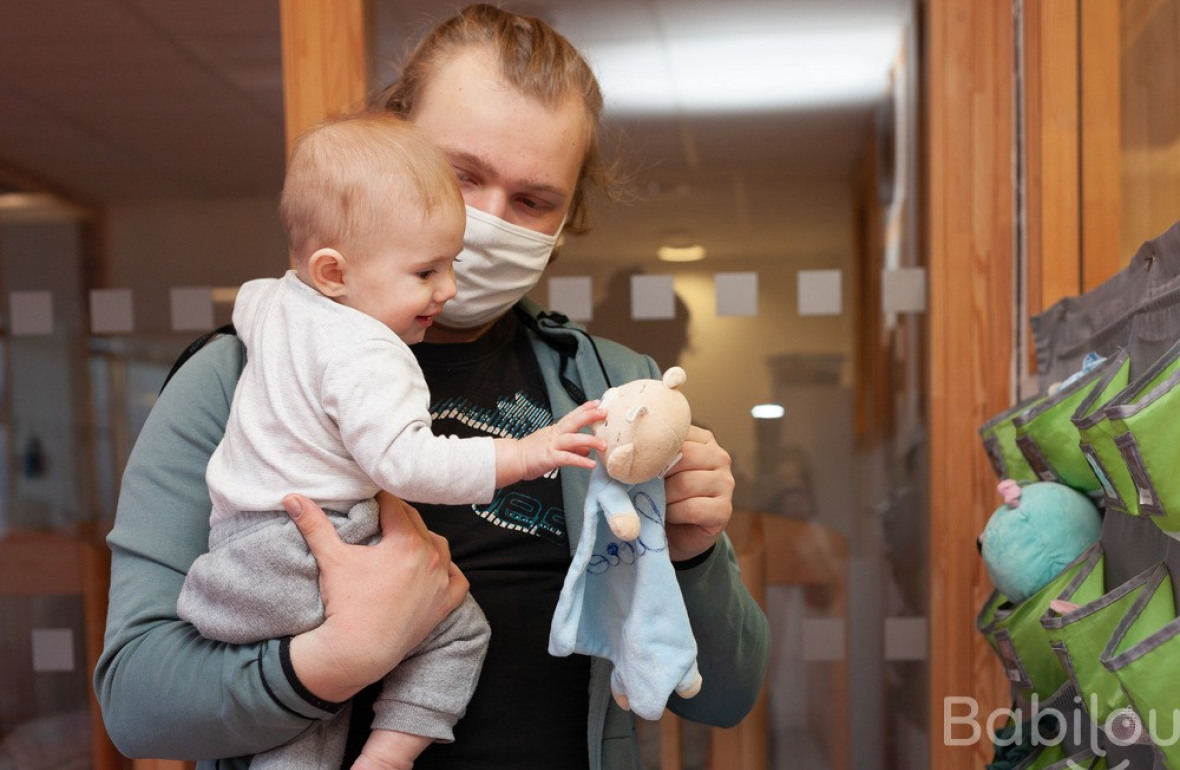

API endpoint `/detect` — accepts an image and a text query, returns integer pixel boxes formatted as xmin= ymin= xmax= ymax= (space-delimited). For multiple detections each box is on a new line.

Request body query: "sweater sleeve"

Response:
xmin=321 ymin=338 xmax=496 ymax=505
xmin=93 ymin=336 xmax=337 ymax=762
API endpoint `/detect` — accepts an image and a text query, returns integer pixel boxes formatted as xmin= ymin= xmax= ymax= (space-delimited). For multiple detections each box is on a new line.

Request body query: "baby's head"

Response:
xmin=279 ymin=112 xmax=466 ymax=343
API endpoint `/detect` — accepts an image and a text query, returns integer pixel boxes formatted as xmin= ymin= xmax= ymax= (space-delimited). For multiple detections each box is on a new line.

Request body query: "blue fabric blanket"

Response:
xmin=549 ymin=462 xmax=701 ymax=720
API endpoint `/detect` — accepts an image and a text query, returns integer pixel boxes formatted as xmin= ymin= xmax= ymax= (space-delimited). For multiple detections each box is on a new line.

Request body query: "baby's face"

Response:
xmin=344 ymin=204 xmax=465 ymax=344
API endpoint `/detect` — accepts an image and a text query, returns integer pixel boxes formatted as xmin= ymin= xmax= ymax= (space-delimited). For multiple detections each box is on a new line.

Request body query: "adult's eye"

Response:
xmin=515 ymin=196 xmax=557 ymax=219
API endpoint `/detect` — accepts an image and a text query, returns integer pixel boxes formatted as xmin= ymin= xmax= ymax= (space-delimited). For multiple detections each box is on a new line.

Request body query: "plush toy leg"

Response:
xmin=611 ymin=667 xmax=701 ymax=712
xmin=605 ymin=509 xmax=641 ymax=541
xmin=676 ymin=666 xmax=703 ymax=699
xmin=610 ymin=667 xmax=634 ymax=712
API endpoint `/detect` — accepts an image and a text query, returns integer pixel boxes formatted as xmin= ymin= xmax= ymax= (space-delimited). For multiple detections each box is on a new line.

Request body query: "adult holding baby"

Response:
xmin=95 ymin=5 xmax=769 ymax=769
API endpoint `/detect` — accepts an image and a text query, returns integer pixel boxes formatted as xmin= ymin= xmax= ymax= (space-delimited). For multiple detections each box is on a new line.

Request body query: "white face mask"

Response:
xmin=436 ymin=206 xmax=562 ymax=329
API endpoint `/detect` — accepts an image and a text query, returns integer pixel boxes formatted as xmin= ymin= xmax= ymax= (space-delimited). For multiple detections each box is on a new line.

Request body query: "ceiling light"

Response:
xmin=588 ymin=26 xmax=901 ymax=114
xmin=657 ymin=244 xmax=706 ymax=262
xmin=0 ymin=192 xmax=88 ymax=221
xmin=0 ymin=192 xmax=61 ymax=210
xmin=751 ymin=404 xmax=785 ymax=420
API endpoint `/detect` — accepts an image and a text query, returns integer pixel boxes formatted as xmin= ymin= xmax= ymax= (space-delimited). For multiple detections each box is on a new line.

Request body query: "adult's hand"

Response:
xmin=663 ymin=425 xmax=735 ymax=563
xmin=286 ymin=491 xmax=467 ymax=703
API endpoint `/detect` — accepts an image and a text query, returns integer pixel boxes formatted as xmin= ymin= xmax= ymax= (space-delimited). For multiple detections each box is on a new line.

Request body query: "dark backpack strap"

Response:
xmin=159 ymin=323 xmax=237 ymax=394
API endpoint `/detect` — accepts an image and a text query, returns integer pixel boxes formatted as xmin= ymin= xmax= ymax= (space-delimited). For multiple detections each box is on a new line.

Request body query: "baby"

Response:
xmin=177 ymin=112 xmax=603 ymax=770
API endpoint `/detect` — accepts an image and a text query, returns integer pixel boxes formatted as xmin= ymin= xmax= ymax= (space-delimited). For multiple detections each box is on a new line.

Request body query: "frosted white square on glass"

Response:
xmin=170 ymin=287 xmax=214 ymax=332
xmin=715 ymin=272 xmax=758 ymax=317
xmin=802 ymin=618 xmax=846 ymax=661
xmin=882 ymin=267 xmax=927 ymax=313
xmin=90 ymin=288 xmax=135 ymax=333
xmin=631 ymin=275 xmax=675 ymax=320
xmin=32 ymin=628 xmax=75 ymax=672
xmin=885 ymin=616 xmax=929 ymax=661
xmin=547 ymin=276 xmax=593 ymax=322
xmin=797 ymin=270 xmax=842 ymax=316
xmin=10 ymin=291 xmax=54 ymax=335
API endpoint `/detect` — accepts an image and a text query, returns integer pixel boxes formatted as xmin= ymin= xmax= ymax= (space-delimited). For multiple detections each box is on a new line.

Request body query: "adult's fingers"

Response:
xmin=283 ymin=493 xmax=345 ymax=565
xmin=374 ymin=490 xmax=431 ymax=541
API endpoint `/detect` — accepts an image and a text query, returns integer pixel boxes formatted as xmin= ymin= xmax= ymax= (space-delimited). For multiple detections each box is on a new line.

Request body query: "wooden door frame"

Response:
xmin=926 ymin=1 xmax=1122 ymax=767
xmin=279 ymin=0 xmax=372 ymax=154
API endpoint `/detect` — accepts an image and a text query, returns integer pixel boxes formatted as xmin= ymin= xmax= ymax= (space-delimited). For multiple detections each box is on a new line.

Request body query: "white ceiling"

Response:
xmin=0 ymin=0 xmax=913 ymax=263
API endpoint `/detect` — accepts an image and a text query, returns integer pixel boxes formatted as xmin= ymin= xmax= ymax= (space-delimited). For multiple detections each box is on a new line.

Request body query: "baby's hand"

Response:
xmin=495 ymin=401 xmax=606 ymax=485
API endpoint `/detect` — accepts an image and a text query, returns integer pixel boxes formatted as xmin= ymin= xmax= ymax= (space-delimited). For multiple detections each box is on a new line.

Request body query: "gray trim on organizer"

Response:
xmin=1103 ymin=337 xmax=1180 ymax=420
xmin=1079 ymin=441 xmax=1128 ymax=513
xmin=993 ymin=627 xmax=1034 ymax=690
xmin=1015 ymin=432 xmax=1059 ymax=482
xmin=1100 ymin=564 xmax=1175 ymax=671
xmin=1114 ymin=432 xmax=1166 ymax=518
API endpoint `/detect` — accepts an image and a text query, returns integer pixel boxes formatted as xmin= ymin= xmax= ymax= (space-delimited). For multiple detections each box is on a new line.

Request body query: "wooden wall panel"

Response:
xmin=1024 ymin=0 xmax=1081 ymax=314
xmin=926 ymin=1 xmax=1016 ymax=767
xmin=1119 ymin=0 xmax=1180 ymax=257
xmin=1080 ymin=1 xmax=1124 ymax=288
xmin=279 ymin=0 xmax=371 ymax=154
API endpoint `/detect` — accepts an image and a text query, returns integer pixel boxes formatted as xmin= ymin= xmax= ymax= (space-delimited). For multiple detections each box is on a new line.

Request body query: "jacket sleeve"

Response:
xmin=668 ymin=535 xmax=770 ymax=726
xmin=93 ymin=336 xmax=339 ymax=761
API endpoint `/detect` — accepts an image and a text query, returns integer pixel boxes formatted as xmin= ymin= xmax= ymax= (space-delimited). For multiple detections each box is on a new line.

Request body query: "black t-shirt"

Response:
xmin=342 ymin=312 xmax=591 ymax=769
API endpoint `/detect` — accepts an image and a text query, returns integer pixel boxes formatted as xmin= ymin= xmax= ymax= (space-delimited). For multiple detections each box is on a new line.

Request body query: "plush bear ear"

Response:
xmin=662 ymin=367 xmax=687 ymax=389
xmin=606 ymin=443 xmax=636 ymax=480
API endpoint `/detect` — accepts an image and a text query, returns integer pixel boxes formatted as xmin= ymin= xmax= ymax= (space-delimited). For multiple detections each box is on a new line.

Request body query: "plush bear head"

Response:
xmin=594 ymin=367 xmax=693 ymax=485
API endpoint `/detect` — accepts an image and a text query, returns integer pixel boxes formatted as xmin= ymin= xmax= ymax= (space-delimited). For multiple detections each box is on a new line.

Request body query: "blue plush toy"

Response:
xmin=979 ymin=480 xmax=1101 ymax=603
xmin=549 ymin=366 xmax=702 ymax=720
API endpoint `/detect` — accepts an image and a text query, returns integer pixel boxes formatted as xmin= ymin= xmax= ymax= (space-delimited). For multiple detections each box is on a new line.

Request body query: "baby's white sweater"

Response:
xmin=205 ymin=271 xmax=495 ymax=525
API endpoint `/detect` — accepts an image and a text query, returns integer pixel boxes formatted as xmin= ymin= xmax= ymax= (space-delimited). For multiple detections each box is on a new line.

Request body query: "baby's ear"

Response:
xmin=307 ymin=248 xmax=347 ymax=297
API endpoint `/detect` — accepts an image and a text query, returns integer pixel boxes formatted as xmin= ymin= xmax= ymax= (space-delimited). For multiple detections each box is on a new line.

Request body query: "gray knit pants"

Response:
xmin=178 ymin=499 xmax=490 ymax=768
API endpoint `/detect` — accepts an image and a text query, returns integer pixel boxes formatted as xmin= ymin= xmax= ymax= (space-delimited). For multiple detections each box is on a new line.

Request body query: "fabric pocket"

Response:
xmin=990 ymin=546 xmax=1103 ymax=707
xmin=1103 ymin=339 xmax=1180 ymax=536
xmin=982 ymin=392 xmax=1052 ymax=484
xmin=1100 ymin=563 xmax=1180 ymax=767
xmin=1014 ymin=350 xmax=1130 ymax=494
xmin=1041 ymin=553 xmax=1163 ymax=732
xmin=1074 ymin=394 xmax=1138 ymax=516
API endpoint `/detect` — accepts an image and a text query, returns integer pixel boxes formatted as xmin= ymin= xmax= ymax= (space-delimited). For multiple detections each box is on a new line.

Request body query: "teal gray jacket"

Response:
xmin=94 ymin=301 xmax=771 ymax=769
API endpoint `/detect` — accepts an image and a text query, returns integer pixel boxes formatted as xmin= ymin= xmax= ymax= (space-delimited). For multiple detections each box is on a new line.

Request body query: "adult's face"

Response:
xmin=409 ymin=46 xmax=590 ymax=237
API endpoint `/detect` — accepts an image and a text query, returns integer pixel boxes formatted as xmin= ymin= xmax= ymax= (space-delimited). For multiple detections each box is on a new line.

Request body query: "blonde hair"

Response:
xmin=374 ymin=3 xmax=629 ymax=235
xmin=279 ymin=112 xmax=463 ymax=263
